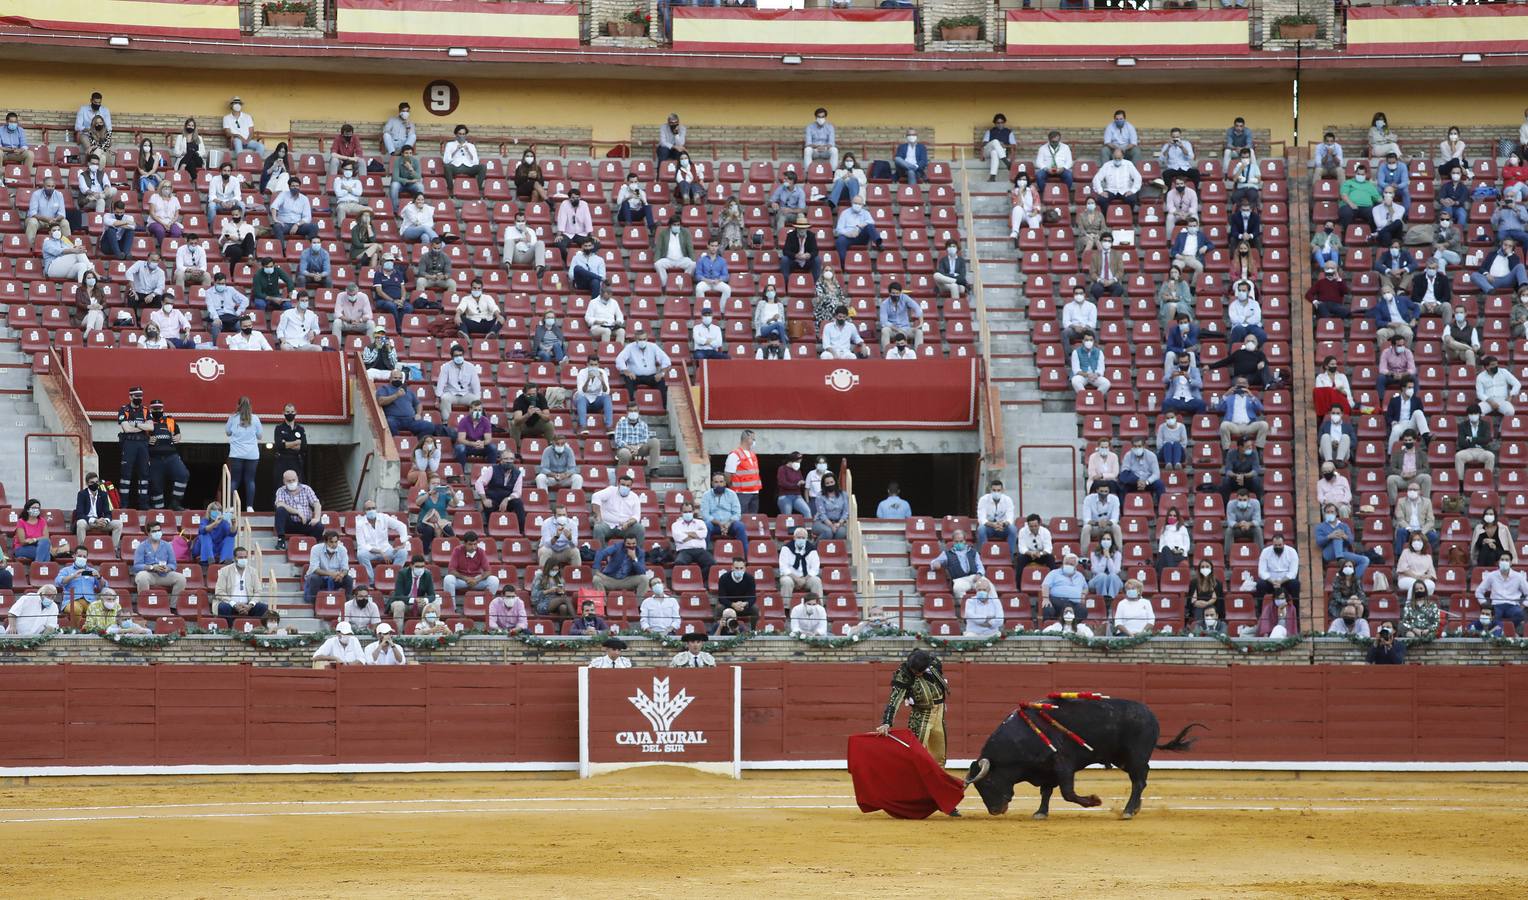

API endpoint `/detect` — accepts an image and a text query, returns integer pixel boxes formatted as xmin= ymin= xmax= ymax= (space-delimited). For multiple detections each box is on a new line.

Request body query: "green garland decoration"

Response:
xmin=393 ymin=631 xmax=462 ymax=650
xmin=1057 ymin=630 xmax=1156 ymax=652
xmin=229 ymin=629 xmax=330 ymax=649
xmin=633 ymin=629 xmax=756 ymax=652
xmin=919 ymin=630 xmax=1009 ymax=652
xmin=98 ymin=629 xmax=180 ymax=648
xmin=510 ymin=632 xmax=604 ymax=651
xmin=1209 ymin=631 xmax=1308 ymax=654
xmin=791 ymin=632 xmax=867 ymax=649
xmin=0 ymin=632 xmax=59 ymax=651
xmin=1322 ymin=630 xmax=1436 ymax=650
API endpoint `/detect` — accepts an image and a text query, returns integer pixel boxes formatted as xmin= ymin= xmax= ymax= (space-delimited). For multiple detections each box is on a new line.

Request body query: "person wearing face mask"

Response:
xmin=750 ymin=286 xmax=788 ymax=347
xmin=1058 ymin=288 xmax=1097 ymax=354
xmin=1306 ymin=261 xmax=1353 ymax=320
xmin=72 ymin=471 xmax=123 ymax=554
xmin=1010 ymin=514 xmax=1053 ymax=576
xmin=505 ymin=380 xmax=553 ymax=452
xmin=1114 ymin=436 xmax=1162 ymax=502
xmin=1369 ymin=185 xmax=1407 ymax=248
xmin=891 ymin=129 xmax=928 ymax=185
xmin=25 ymin=175 xmax=70 ymax=242
xmin=1397 ymin=584 xmax=1440 ymax=641
xmin=1042 ymin=605 xmax=1094 ymax=638
xmin=566 ymin=235 xmax=607 ymax=302
xmin=1154 ymin=409 xmax=1189 ymax=472
xmin=512 ymin=147 xmax=547 ymax=204
xmin=671 ymin=151 xmax=706 ymax=205
xmin=1380 ymin=375 xmax=1428 ymax=455
xmin=614 ymin=324 xmax=673 ymax=405
xmin=1086 ymin=234 xmax=1126 ymax=302
xmin=435 ymin=343 xmax=482 ymax=423
xmin=1307 ymin=131 xmax=1344 ymax=182
xmin=354 ymin=499 xmax=409 ymax=585
xmin=326 ymin=121 xmax=364 ymax=178
xmin=380 ymin=100 xmax=416 ymax=157
xmin=715 ymin=558 xmax=758 ymax=627
xmin=1338 ymin=162 xmax=1382 ymax=229
xmin=399 ymin=192 xmax=439 ymax=245
xmin=1455 ymin=403 xmax=1497 ymax=483
xmin=1317 ymin=408 xmax=1356 ymax=468
xmin=75 ymin=153 xmax=117 ymax=214
xmin=245 ymin=256 xmax=293 ymax=323
xmin=83 ymin=588 xmax=126 ymax=632
xmin=593 ymin=474 xmax=647 ymax=546
xmin=1311 ymin=356 xmax=1355 ymax=418
xmin=613 ymin=405 xmax=661 ymax=474
xmin=1383 ymin=424 xmax=1433 ymax=503
xmin=454 ymin=400 xmax=499 ymax=468
xmin=43 ymin=224 xmax=96 ymax=284
xmin=614 ymin=171 xmax=655 ymax=231
xmin=146 ymin=181 xmax=187 ymax=249
xmin=1162 ymin=311 xmax=1200 ymax=376
xmin=217 ymin=95 xmax=262 ymax=157
xmin=498 ymin=212 xmax=548 ymax=281
xmin=1394 ymin=533 xmax=1438 ymax=606
xmin=377 ymin=368 xmax=446 ymax=438
xmin=1152 ymin=509 xmax=1191 ymax=575
xmin=142 ymin=399 xmax=189 ymax=510
xmin=777 ymin=526 xmax=825 ymax=600
xmin=440 ymin=124 xmax=484 ymax=196
xmin=1313 ymin=503 xmax=1370 ymax=583
xmin=762 ymin=169 xmax=808 ymax=236
xmin=0 ymin=111 xmax=35 ymax=170
xmin=6 ymin=585 xmax=59 ymax=637
xmin=824 ymin=152 xmax=867 ymax=210
xmin=833 ymin=195 xmax=883 ymax=267
xmin=292 ymin=237 xmax=331 ymax=293
xmin=1254 ymin=588 xmax=1297 ymax=639
xmin=536 ymin=434 xmax=584 ymax=494
xmin=638 ymin=578 xmax=682 ymax=635
xmin=440 ymin=530 xmax=500 ymax=606
xmin=766 ymin=452 xmax=810 ymax=517
xmin=700 ymin=472 xmax=747 ymax=549
xmin=1091 ymin=147 xmax=1142 ymax=213
xmin=130 ymin=521 xmax=187 ymax=602
xmin=1080 ymin=482 xmax=1122 ymax=551
xmin=326 ymin=160 xmax=369 ymax=235
xmin=960 ymin=578 xmax=1005 ymax=639
xmin=1471 ymin=238 xmax=1528 ymax=298
xmin=668 ymin=499 xmax=716 ymax=581
xmin=1471 ymin=505 xmax=1515 ymax=569
xmin=1391 ymin=478 xmax=1439 ymax=558
xmin=875 ymin=281 xmax=923 ymax=351
xmin=1252 ymin=534 xmax=1300 ymax=614
xmin=389 ymin=144 xmax=422 ymax=209
xmin=691 ymin=307 xmax=726 ymax=360
xmin=1219 ymin=483 xmax=1265 ymax=560
xmin=1477 ymin=555 xmax=1528 ymax=634
xmin=803 ymin=106 xmax=839 ymax=172
xmin=322 ymin=282 xmax=371 ymax=346
xmin=1088 ymin=535 xmax=1124 ymax=600
xmin=98 ymin=197 xmax=137 ymax=262
xmin=812 ymin=473 xmax=849 ymax=542
xmin=1162 ymin=174 xmax=1200 ymax=235
xmin=1183 ymin=562 xmax=1224 ymax=628
xmin=1155 ymin=126 xmax=1198 ymax=192
xmin=124 ymin=251 xmax=170 ymax=314
xmin=1027 ymin=129 xmax=1074 ymax=192
xmin=486 ymin=587 xmax=529 ymax=635
xmin=694 ymin=237 xmax=732 ymax=304
xmin=275 ymin=290 xmax=321 ymax=351
xmin=270 ymin=181 xmax=318 ymax=252
xmin=1069 ymin=331 xmax=1110 ymax=394
xmin=1475 ymin=354 xmax=1523 ymax=417
xmin=1040 ymin=552 xmax=1089 ymax=622
xmin=414 ymin=605 xmax=452 ymax=637
xmin=75 ymin=271 xmax=109 ymax=337
xmin=273 ymin=468 xmax=324 ymax=552
xmin=312 ymin=621 xmax=369 ymax=666
xmin=930 ymin=528 xmax=985 ymax=598
xmin=1110 ymin=579 xmax=1155 ymax=637
xmin=56 ymin=546 xmax=106 ymax=629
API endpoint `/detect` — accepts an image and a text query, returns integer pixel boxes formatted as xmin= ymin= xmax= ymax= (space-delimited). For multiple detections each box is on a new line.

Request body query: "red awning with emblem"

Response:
xmin=65 ymin=348 xmax=351 ymax=423
xmin=698 ymin=359 xmax=975 ymax=430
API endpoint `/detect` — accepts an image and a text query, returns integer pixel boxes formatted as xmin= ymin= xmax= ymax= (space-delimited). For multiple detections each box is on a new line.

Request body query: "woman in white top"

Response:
xmin=146 ymin=181 xmax=183 ymax=246
xmin=1369 ymin=112 xmax=1402 ymax=161
xmin=804 ymin=456 xmax=831 ymax=503
xmin=1394 ymin=537 xmax=1437 ymax=596
xmin=826 ymin=153 xmax=867 ymax=210
xmin=672 ymin=152 xmax=706 ymax=205
xmin=1155 ymin=508 xmax=1192 ymax=573
xmin=1111 ymin=579 xmax=1157 ymax=636
xmin=1041 ymin=606 xmax=1095 ymax=638
xmin=1009 ymin=173 xmax=1043 ymax=236
xmin=408 ymin=435 xmax=442 ymax=494
xmin=172 ymin=117 xmax=207 ymax=180
xmin=1437 ymin=127 xmax=1469 ymax=181
xmin=753 ymin=286 xmax=788 ymax=344
xmin=1225 ymin=150 xmax=1262 ymax=207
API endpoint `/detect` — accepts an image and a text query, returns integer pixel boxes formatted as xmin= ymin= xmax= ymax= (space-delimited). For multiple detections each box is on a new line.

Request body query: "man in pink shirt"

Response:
xmin=487 ymin=587 xmax=527 ymax=633
xmin=1377 ymin=334 xmax=1417 ymax=396
xmin=331 ymin=281 xmax=373 ymax=341
xmin=554 ymin=187 xmax=593 ymax=264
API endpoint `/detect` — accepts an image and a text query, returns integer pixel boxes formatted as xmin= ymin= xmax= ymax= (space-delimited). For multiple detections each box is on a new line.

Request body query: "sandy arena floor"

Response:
xmin=1 ymin=768 xmax=1524 ymax=898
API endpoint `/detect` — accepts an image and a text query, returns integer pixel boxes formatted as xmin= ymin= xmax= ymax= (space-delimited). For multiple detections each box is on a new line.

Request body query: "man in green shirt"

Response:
xmin=251 ymin=255 xmax=295 ymax=319
xmin=1339 ymin=163 xmax=1382 ymax=231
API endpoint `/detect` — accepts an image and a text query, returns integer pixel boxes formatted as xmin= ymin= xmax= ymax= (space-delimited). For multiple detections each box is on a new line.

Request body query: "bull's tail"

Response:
xmin=1156 ymin=723 xmax=1205 ymax=752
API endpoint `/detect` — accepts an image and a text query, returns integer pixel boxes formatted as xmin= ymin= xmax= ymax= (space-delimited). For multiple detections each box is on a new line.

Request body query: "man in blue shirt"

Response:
xmin=593 ymin=539 xmax=649 ymax=593
xmin=833 ymin=196 xmax=882 ymax=266
xmin=74 ymin=91 xmax=110 ymax=150
xmin=370 ymin=255 xmax=412 ymax=331
xmin=1100 ymin=109 xmax=1139 ymax=163
xmin=26 ymin=175 xmax=69 ymax=241
xmin=298 ymin=241 xmax=332 ymax=290
xmin=700 ymin=472 xmax=747 ymax=549
xmin=131 ymin=523 xmax=187 ymax=603
xmin=1040 ymin=551 xmax=1089 ymax=621
xmin=768 ymin=171 xmax=807 ymax=232
xmin=1 ymin=111 xmax=35 ymax=169
xmin=877 ymin=282 xmax=924 ymax=350
xmin=875 ymin=482 xmax=911 ymax=519
xmin=376 ymin=369 xmax=447 ymax=437
xmin=694 ymin=238 xmax=731 ymax=305
xmin=57 ymin=547 xmax=106 ymax=623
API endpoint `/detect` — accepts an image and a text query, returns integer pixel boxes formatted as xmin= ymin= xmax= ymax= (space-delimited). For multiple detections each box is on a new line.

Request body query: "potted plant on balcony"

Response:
xmin=937 ymin=15 xmax=983 ymax=41
xmin=608 ymin=8 xmax=650 ymax=37
xmin=1273 ymin=14 xmax=1320 ymax=40
xmin=262 ymin=0 xmax=311 ymax=28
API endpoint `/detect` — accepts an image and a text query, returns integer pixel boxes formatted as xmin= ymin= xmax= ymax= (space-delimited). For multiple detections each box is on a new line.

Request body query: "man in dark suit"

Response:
xmin=892 ymin=128 xmax=929 ymax=185
xmin=1085 ymin=236 xmax=1126 ymax=300
xmin=1227 ymin=200 xmax=1262 ymax=248
xmin=779 ymin=215 xmax=822 ymax=280
xmin=1456 ymin=402 xmax=1498 ymax=483
xmin=1410 ymin=257 xmax=1454 ymax=323
xmin=933 ymin=239 xmax=970 ymax=299
xmin=72 ymin=472 xmax=123 ymax=554
xmin=1373 ymin=239 xmax=1418 ymax=296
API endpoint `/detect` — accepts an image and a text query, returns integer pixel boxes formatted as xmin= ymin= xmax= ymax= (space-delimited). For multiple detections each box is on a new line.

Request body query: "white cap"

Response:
xmin=376 ymin=622 xmax=393 ymax=635
xmin=336 ymin=621 xmax=354 ymax=635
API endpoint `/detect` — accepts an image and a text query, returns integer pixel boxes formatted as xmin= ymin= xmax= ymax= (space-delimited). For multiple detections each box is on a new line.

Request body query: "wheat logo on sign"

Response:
xmin=618 ymin=677 xmax=708 ymax=754
xmin=825 ymin=368 xmax=860 ymax=392
xmin=189 ymin=357 xmax=226 ymax=382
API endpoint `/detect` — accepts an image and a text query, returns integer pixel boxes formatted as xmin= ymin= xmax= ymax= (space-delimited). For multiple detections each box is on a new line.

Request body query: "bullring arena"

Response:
xmin=4 ymin=1 xmax=1528 ymax=897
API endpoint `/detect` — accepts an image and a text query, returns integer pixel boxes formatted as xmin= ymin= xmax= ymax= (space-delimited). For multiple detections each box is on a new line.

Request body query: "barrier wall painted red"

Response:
xmin=1 ymin=663 xmax=1524 ymax=767
xmin=65 ymin=348 xmax=351 ymax=423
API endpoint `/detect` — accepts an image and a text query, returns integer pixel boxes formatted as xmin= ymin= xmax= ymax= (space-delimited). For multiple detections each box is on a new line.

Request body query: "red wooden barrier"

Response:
xmin=0 ymin=663 xmax=1522 ymax=767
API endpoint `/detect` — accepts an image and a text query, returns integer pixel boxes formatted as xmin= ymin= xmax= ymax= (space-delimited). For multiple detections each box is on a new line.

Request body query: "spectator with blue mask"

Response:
xmin=1315 ymin=503 xmax=1370 ymax=579
xmin=1040 ymin=552 xmax=1089 ymax=621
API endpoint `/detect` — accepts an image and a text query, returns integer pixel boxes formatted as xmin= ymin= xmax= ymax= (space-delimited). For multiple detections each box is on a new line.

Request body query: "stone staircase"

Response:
xmin=959 ymin=160 xmax=1083 ymax=520
xmin=0 ymin=324 xmax=83 ymax=511
xmin=860 ymin=518 xmax=923 ymax=631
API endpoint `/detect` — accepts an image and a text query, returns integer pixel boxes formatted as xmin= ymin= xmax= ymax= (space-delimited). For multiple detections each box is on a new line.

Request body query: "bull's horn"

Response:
xmin=964 ymin=757 xmax=990 ymax=785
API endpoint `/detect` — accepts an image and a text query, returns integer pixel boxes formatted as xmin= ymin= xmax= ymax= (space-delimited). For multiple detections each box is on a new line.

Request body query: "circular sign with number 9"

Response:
xmin=423 ymin=80 xmax=460 ymax=117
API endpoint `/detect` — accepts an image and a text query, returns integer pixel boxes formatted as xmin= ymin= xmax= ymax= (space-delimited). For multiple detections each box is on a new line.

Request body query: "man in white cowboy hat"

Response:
xmin=312 ymin=620 xmax=368 ymax=666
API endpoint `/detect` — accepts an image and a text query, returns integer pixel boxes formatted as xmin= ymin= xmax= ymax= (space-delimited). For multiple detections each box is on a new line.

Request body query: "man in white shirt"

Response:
xmin=671 ymin=632 xmax=717 ymax=667
xmin=584 ymin=291 xmax=625 ymax=344
xmin=7 ymin=586 xmax=59 ymax=636
xmin=591 ymin=473 xmax=645 ymax=544
xmin=1111 ymin=588 xmax=1156 ymax=636
xmin=962 ymin=579 xmax=1005 ymax=638
xmin=1059 ymin=288 xmax=1097 ymax=351
xmin=225 ymin=315 xmax=272 ymax=351
xmin=312 ymin=621 xmax=368 ymax=666
xmin=819 ymin=307 xmax=866 ymax=360
xmin=614 ymin=330 xmax=672 ymax=406
xmin=221 ymin=96 xmax=264 ymax=156
xmin=1255 ymin=534 xmax=1301 ymax=608
xmin=670 ymin=501 xmax=715 ymax=577
xmin=790 ymin=594 xmax=829 ymax=637
xmin=207 ymin=162 xmax=245 ymax=220
xmin=589 ymin=636 xmax=632 ymax=668
xmin=174 ymin=237 xmax=209 ymax=291
xmin=653 ymin=216 xmax=695 ymax=279
xmin=365 ymin=622 xmax=407 ymax=665
xmin=691 ymin=309 xmax=727 ymax=360
xmin=1092 ymin=147 xmax=1143 ymax=211
xmin=442 ymin=125 xmax=484 ymax=195
xmin=1016 ymin=514 xmax=1055 ymax=573
xmin=1034 ymin=130 xmax=1074 ymax=189
xmin=639 ymin=585 xmax=681 ymax=634
xmin=343 ymin=587 xmax=384 ymax=633
xmin=455 ymin=280 xmax=504 ymax=337
xmin=885 ymin=333 xmax=917 ymax=359
xmin=148 ymin=294 xmax=194 ymax=348
xmin=355 ymin=500 xmax=409 ymax=583
xmin=976 ymin=478 xmax=1018 ymax=555
xmin=331 ymin=163 xmax=367 ymax=229
xmin=778 ymin=527 xmax=823 ymax=598
xmin=435 ymin=344 xmax=482 ymax=421
xmin=1475 ymin=356 xmax=1522 ymax=416
xmin=276 ymin=294 xmax=322 ymax=351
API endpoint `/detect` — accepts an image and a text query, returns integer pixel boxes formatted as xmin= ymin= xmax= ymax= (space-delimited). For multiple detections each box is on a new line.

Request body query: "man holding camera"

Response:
xmin=1366 ymin=622 xmax=1407 ymax=665
xmin=365 ymin=622 xmax=407 ymax=666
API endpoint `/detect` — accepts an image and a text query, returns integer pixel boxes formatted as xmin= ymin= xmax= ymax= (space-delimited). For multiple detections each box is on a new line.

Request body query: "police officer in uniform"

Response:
xmin=116 ymin=386 xmax=153 ymax=509
xmin=146 ymin=399 xmax=189 ymax=510
xmin=273 ymin=403 xmax=308 ymax=483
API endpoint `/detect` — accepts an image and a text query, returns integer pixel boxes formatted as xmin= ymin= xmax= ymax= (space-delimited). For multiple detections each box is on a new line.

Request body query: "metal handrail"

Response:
xmin=839 ymin=461 xmax=876 ymax=620
xmin=1015 ymin=443 xmax=1081 ymax=519
xmin=352 ymin=451 xmax=376 ymax=511
xmin=954 ymin=146 xmax=1005 ymax=479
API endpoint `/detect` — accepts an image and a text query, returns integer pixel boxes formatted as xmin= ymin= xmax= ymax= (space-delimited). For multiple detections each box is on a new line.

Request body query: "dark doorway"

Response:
xmin=708 ymin=452 xmax=979 ymax=519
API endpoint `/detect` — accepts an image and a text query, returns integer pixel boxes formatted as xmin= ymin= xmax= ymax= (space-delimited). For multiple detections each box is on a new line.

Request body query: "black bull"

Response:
xmin=963 ymin=698 xmax=1202 ymax=819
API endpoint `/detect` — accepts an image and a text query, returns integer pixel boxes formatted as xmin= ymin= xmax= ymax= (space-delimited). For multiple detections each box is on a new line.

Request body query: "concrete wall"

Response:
xmin=739 ymin=427 xmax=980 ymax=457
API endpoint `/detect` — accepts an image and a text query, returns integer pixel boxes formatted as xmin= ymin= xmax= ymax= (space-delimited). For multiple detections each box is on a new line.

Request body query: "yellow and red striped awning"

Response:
xmin=1005 ymin=9 xmax=1249 ymax=57
xmin=336 ymin=0 xmax=580 ymax=49
xmin=1347 ymin=6 xmax=1528 ymax=54
xmin=672 ymin=8 xmax=915 ymax=54
xmin=0 ymin=0 xmax=241 ymax=39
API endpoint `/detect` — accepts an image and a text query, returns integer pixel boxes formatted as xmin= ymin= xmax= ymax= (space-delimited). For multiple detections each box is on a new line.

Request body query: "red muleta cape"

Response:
xmin=846 ymin=729 xmax=967 ymax=819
